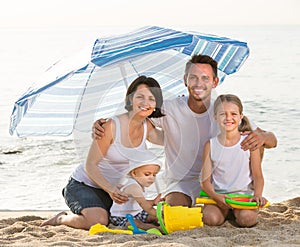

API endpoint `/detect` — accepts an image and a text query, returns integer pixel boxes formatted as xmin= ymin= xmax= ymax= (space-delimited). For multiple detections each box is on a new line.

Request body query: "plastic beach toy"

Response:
xmin=196 ymin=190 xmax=270 ymax=209
xmin=156 ymin=202 xmax=203 ymax=235
xmin=125 ymin=214 xmax=147 ymax=234
xmin=89 ymin=215 xmax=162 ymax=236
xmin=127 ymin=225 xmax=162 ymax=236
xmin=126 ymin=214 xmax=162 ymax=235
xmin=89 ymin=223 xmax=133 ymax=235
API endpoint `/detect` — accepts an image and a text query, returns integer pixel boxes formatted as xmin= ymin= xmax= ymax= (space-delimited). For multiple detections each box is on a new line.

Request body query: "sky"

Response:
xmin=0 ymin=0 xmax=299 ymax=29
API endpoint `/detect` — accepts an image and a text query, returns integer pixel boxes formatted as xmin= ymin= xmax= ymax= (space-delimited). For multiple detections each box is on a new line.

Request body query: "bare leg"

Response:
xmin=40 ymin=207 xmax=109 ymax=230
xmin=234 ymin=209 xmax=258 ymax=227
xmin=40 ymin=211 xmax=67 ymax=227
xmin=132 ymin=219 xmax=162 ymax=232
xmin=146 ymin=214 xmax=159 ymax=225
xmin=165 ymin=192 xmax=192 ymax=207
xmin=202 ymin=205 xmax=228 ymax=226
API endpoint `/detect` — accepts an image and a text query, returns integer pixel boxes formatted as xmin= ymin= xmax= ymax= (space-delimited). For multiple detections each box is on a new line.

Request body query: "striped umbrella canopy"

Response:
xmin=9 ymin=26 xmax=249 ymax=137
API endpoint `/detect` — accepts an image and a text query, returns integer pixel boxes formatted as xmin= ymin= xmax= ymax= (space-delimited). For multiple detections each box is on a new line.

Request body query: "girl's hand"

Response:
xmin=108 ymin=184 xmax=128 ymax=204
xmin=251 ymin=196 xmax=267 ymax=207
xmin=213 ymin=194 xmax=231 ymax=209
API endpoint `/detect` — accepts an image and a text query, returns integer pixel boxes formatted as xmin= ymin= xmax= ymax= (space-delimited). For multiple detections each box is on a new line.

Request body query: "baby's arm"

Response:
xmin=124 ymin=184 xmax=159 ymax=218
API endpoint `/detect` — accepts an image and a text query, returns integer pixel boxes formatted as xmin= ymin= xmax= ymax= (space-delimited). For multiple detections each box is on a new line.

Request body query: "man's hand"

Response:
xmin=240 ymin=130 xmax=265 ymax=151
xmin=92 ymin=118 xmax=107 ymax=140
xmin=241 ymin=127 xmax=277 ymax=151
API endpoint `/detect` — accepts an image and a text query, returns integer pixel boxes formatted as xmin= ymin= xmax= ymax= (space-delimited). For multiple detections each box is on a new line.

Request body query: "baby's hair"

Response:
xmin=214 ymin=94 xmax=252 ymax=132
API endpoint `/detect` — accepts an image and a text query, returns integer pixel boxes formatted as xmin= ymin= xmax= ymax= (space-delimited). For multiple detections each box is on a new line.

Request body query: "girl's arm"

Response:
xmin=200 ymin=141 xmax=230 ymax=208
xmin=85 ymin=119 xmax=127 ymax=204
xmin=146 ymin=119 xmax=164 ymax=146
xmin=250 ymin=148 xmax=267 ymax=206
xmin=200 ymin=141 xmax=214 ymax=195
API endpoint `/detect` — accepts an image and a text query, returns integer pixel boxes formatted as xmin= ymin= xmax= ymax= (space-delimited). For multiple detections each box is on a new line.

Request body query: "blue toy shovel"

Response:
xmin=125 ymin=214 xmax=147 ymax=234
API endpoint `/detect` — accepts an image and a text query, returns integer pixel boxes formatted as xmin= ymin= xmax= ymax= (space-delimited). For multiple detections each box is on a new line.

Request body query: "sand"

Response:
xmin=1 ymin=197 xmax=300 ymax=247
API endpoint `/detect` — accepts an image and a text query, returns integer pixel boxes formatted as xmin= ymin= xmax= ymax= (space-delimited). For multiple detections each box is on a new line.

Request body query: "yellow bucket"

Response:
xmin=156 ymin=202 xmax=203 ymax=234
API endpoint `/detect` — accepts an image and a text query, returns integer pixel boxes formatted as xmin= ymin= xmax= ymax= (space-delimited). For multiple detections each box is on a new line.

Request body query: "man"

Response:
xmin=93 ymin=54 xmax=277 ymax=207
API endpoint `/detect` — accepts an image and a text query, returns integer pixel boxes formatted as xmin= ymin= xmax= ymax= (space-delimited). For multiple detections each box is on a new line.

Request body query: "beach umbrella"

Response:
xmin=9 ymin=26 xmax=249 ymax=138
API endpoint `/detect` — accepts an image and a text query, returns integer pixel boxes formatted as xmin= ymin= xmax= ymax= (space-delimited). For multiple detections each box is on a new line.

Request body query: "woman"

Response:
xmin=41 ymin=76 xmax=164 ymax=230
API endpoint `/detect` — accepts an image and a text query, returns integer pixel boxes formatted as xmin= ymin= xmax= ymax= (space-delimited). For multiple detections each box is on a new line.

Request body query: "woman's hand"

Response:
xmin=108 ymin=184 xmax=128 ymax=204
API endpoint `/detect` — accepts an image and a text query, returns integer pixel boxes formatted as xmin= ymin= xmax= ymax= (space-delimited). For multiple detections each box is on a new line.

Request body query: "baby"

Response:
xmin=109 ymin=151 xmax=162 ymax=231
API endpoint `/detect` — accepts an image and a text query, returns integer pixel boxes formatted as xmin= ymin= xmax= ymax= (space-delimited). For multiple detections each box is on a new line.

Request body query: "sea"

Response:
xmin=0 ymin=25 xmax=299 ymax=210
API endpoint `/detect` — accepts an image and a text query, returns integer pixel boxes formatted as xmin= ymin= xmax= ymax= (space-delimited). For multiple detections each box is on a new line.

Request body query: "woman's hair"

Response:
xmin=125 ymin=75 xmax=165 ymax=118
xmin=214 ymin=94 xmax=252 ymax=132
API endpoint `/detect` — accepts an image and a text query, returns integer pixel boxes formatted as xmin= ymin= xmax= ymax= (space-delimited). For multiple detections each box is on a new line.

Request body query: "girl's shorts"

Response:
xmin=62 ymin=177 xmax=113 ymax=215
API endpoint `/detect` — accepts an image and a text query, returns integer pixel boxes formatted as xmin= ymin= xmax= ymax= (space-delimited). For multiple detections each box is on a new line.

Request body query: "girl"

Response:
xmin=200 ymin=94 xmax=267 ymax=227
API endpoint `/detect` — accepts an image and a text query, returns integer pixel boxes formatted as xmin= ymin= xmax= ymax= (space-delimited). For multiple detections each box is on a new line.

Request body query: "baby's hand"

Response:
xmin=152 ymin=193 xmax=163 ymax=205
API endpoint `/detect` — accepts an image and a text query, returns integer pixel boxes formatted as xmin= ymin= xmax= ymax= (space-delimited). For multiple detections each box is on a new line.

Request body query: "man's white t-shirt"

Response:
xmin=153 ymin=96 xmax=219 ymax=180
xmin=151 ymin=96 xmax=218 ymax=201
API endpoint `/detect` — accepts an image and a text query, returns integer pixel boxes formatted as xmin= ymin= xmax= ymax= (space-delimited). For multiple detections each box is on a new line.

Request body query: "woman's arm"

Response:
xmin=85 ymin=120 xmax=127 ymax=203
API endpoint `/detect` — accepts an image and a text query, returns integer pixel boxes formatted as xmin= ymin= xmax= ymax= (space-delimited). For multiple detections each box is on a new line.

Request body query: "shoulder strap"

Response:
xmin=111 ymin=116 xmax=121 ymax=142
xmin=141 ymin=119 xmax=148 ymax=144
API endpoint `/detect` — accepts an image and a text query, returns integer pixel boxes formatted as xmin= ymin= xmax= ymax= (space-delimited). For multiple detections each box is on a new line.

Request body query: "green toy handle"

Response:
xmin=199 ymin=190 xmax=259 ymax=207
xmin=156 ymin=201 xmax=169 ymax=235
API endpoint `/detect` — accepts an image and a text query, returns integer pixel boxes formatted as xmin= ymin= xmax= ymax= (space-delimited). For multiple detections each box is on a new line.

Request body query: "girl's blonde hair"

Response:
xmin=214 ymin=94 xmax=252 ymax=132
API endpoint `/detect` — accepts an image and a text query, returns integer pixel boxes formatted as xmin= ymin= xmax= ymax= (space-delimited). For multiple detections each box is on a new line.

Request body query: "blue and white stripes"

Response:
xmin=9 ymin=26 xmax=249 ymax=137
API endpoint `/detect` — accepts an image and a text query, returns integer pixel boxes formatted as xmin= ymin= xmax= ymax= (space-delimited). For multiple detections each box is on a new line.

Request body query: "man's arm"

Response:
xmin=92 ymin=118 xmax=107 ymax=139
xmin=92 ymin=118 xmax=165 ymax=145
xmin=146 ymin=119 xmax=164 ymax=146
xmin=241 ymin=127 xmax=277 ymax=152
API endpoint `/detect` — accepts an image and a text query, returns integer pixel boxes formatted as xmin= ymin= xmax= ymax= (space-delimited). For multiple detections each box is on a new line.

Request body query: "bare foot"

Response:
xmin=40 ymin=211 xmax=67 ymax=227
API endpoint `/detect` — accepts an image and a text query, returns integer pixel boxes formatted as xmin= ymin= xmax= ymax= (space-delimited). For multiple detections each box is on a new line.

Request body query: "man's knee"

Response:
xmin=165 ymin=192 xmax=192 ymax=207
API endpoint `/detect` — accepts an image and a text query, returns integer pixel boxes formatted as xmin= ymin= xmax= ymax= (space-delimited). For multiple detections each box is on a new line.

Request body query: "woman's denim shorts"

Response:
xmin=62 ymin=177 xmax=113 ymax=215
